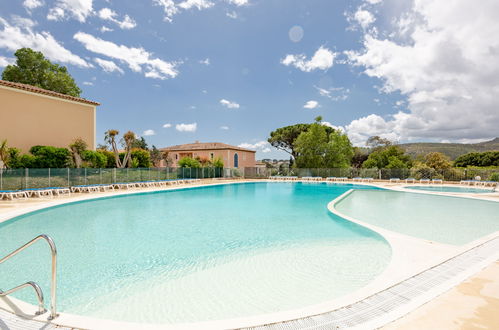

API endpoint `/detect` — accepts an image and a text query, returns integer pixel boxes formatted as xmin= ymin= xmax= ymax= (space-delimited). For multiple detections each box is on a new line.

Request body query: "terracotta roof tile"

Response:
xmin=161 ymin=142 xmax=256 ymax=153
xmin=0 ymin=80 xmax=100 ymax=106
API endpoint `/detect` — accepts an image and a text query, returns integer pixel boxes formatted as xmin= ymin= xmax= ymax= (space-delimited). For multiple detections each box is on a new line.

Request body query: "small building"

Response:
xmin=160 ymin=141 xmax=256 ymax=168
xmin=0 ymin=80 xmax=100 ymax=152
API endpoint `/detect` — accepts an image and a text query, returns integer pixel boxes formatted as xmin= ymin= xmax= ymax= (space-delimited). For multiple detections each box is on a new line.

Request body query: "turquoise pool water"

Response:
xmin=0 ymin=182 xmax=391 ymax=324
xmin=405 ymin=185 xmax=494 ymax=194
xmin=335 ymin=190 xmax=499 ymax=245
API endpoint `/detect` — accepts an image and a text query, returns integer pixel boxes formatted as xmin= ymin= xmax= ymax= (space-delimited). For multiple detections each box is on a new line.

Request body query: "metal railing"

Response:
xmin=0 ymin=235 xmax=58 ymax=320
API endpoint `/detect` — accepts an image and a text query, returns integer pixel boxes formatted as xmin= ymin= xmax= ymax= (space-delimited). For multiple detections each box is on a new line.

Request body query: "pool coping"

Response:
xmin=0 ymin=180 xmax=498 ymax=329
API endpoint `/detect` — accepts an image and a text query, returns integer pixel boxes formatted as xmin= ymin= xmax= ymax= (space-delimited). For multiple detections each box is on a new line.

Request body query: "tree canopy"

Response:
xmin=293 ymin=120 xmax=354 ymax=168
xmin=268 ymin=120 xmax=335 ymax=159
xmin=424 ymin=152 xmax=452 ymax=169
xmin=453 ymin=151 xmax=499 ymax=167
xmin=2 ymin=48 xmax=82 ymax=97
xmin=362 ymin=145 xmax=411 ymax=169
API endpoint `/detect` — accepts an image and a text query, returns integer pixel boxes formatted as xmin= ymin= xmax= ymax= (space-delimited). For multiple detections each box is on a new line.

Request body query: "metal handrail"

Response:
xmin=0 ymin=234 xmax=58 ymax=320
xmin=0 ymin=281 xmax=45 ymax=315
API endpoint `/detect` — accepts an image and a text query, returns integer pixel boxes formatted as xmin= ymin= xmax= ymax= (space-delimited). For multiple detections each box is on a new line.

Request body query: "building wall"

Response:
xmin=164 ymin=149 xmax=256 ymax=168
xmin=0 ymin=86 xmax=96 ymax=152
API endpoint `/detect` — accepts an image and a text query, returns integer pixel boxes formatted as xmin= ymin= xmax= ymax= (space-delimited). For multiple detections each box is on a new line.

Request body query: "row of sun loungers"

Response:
xmin=460 ymin=180 xmax=497 ymax=187
xmin=0 ymin=187 xmax=71 ymax=200
xmin=0 ymin=179 xmax=202 ymax=200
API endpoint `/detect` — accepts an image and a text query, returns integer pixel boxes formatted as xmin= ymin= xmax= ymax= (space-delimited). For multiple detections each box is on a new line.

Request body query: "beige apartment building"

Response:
xmin=0 ymin=80 xmax=100 ymax=152
xmin=161 ymin=142 xmax=256 ymax=168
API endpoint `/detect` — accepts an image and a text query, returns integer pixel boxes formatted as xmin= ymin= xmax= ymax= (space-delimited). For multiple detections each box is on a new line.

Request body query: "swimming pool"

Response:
xmin=404 ymin=185 xmax=495 ymax=194
xmin=0 ymin=182 xmax=391 ymax=324
xmin=335 ymin=190 xmax=499 ymax=245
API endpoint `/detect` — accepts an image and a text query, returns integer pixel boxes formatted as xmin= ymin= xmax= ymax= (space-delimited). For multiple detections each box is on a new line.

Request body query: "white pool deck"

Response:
xmin=0 ymin=179 xmax=498 ymax=330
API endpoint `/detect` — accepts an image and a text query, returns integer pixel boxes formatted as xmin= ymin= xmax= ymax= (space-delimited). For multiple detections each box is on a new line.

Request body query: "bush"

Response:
xmin=489 ymin=172 xmax=499 ymax=182
xmin=454 ymin=151 xmax=499 ymax=167
xmin=410 ymin=162 xmax=435 ymax=179
xmin=97 ymin=150 xmax=115 ymax=168
xmin=29 ymin=145 xmax=70 ymax=168
xmin=178 ymin=157 xmax=201 ymax=168
xmin=212 ymin=157 xmax=224 ymax=168
xmin=81 ymin=150 xmax=107 ymax=168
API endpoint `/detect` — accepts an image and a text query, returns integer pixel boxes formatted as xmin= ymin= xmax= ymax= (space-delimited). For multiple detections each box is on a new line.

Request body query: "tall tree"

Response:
xmin=105 ymin=129 xmax=122 ymax=167
xmin=366 ymin=136 xmax=393 ymax=149
xmin=122 ymin=131 xmax=136 ymax=168
xmin=0 ymin=140 xmax=9 ymax=168
xmin=268 ymin=117 xmax=334 ymax=159
xmin=69 ymin=138 xmax=88 ymax=168
xmin=2 ymin=48 xmax=82 ymax=97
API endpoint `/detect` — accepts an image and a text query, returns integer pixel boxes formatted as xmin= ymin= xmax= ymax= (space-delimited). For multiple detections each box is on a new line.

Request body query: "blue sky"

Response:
xmin=1 ymin=0 xmax=498 ymax=159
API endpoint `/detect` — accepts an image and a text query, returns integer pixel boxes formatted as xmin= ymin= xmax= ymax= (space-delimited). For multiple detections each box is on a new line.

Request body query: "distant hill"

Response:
xmin=399 ymin=138 xmax=499 ymax=160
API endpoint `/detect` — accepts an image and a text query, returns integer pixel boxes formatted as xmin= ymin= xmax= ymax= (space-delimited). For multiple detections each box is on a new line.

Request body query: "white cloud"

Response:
xmin=281 ymin=46 xmax=336 ymax=72
xmin=220 ymin=99 xmax=240 ymax=109
xmin=94 ymin=57 xmax=124 ymax=74
xmin=345 ymin=0 xmax=499 ymax=144
xmin=10 ymin=15 xmax=37 ymax=28
xmin=98 ymin=8 xmax=136 ymax=30
xmin=303 ymin=100 xmax=319 ymax=109
xmin=353 ymin=9 xmax=375 ymax=29
xmin=0 ymin=18 xmax=90 ymax=68
xmin=47 ymin=0 xmax=93 ymax=22
xmin=163 ymin=123 xmax=172 ymax=128
xmin=322 ymin=121 xmax=346 ymax=134
xmin=74 ymin=32 xmax=179 ymax=79
xmin=220 ymin=126 xmax=229 ymax=130
xmin=315 ymin=86 xmax=350 ymax=101
xmin=365 ymin=0 xmax=382 ymax=4
xmin=23 ymin=0 xmax=44 ymax=11
xmin=226 ymin=11 xmax=238 ymax=19
xmin=143 ymin=129 xmax=156 ymax=136
xmin=82 ymin=81 xmax=93 ymax=86
xmin=154 ymin=0 xmax=214 ymax=22
xmin=0 ymin=56 xmax=14 ymax=67
xmin=239 ymin=141 xmax=272 ymax=153
xmin=227 ymin=0 xmax=248 ymax=6
xmin=176 ymin=123 xmax=197 ymax=132
xmin=199 ymin=58 xmax=210 ymax=65
xmin=100 ymin=26 xmax=113 ymax=33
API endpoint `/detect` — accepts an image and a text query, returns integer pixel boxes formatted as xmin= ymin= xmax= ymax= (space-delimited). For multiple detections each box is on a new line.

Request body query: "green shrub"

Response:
xmin=97 ymin=150 xmax=115 ymax=168
xmin=489 ymin=172 xmax=499 ymax=182
xmin=178 ymin=157 xmax=201 ymax=168
xmin=81 ymin=150 xmax=107 ymax=168
xmin=212 ymin=157 xmax=224 ymax=168
xmin=29 ymin=145 xmax=70 ymax=168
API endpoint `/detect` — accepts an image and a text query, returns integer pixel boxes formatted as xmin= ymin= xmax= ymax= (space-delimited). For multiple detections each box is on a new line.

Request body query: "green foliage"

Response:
xmin=2 ymin=48 xmax=82 ymax=97
xmin=149 ymin=146 xmax=162 ymax=167
xmin=293 ymin=123 xmax=354 ymax=168
xmin=6 ymin=148 xmax=34 ymax=168
xmin=425 ymin=152 xmax=452 ymax=169
xmin=489 ymin=172 xmax=499 ymax=182
xmin=410 ymin=161 xmax=435 ymax=179
xmin=81 ymin=150 xmax=107 ymax=168
xmin=97 ymin=150 xmax=115 ymax=168
xmin=131 ymin=148 xmax=151 ymax=167
xmin=0 ymin=139 xmax=9 ymax=168
xmin=362 ymin=146 xmax=411 ymax=169
xmin=453 ymin=151 xmax=499 ymax=167
xmin=351 ymin=147 xmax=369 ymax=168
xmin=131 ymin=137 xmax=148 ymax=150
xmin=29 ymin=145 xmax=70 ymax=168
xmin=178 ymin=157 xmax=201 ymax=168
xmin=268 ymin=123 xmax=335 ymax=159
xmin=212 ymin=157 xmax=224 ymax=168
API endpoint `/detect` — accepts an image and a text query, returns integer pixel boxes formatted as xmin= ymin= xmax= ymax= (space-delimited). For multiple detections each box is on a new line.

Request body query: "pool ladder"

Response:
xmin=0 ymin=234 xmax=58 ymax=320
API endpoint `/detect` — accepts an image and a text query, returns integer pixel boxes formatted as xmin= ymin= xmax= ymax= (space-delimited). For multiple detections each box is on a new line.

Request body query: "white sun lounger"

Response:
xmin=431 ymin=178 xmax=443 ymax=184
xmin=353 ymin=177 xmax=362 ymax=182
xmin=362 ymin=177 xmax=374 ymax=182
xmin=419 ymin=178 xmax=431 ymax=184
xmin=24 ymin=188 xmax=53 ymax=198
xmin=405 ymin=178 xmax=416 ymax=183
xmin=0 ymin=190 xmax=28 ymax=200
xmin=389 ymin=178 xmax=401 ymax=183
